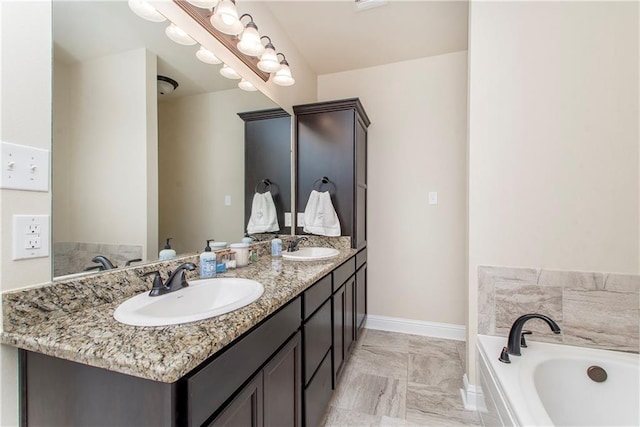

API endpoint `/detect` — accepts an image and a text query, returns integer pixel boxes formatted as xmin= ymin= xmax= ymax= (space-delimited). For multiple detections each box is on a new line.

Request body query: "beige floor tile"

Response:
xmin=361 ymin=329 xmax=411 ymax=353
xmin=408 ymin=335 xmax=461 ymax=360
xmin=408 ymin=354 xmax=464 ymax=390
xmin=406 ymin=383 xmax=480 ymax=426
xmin=323 ymin=406 xmax=380 ymax=427
xmin=332 ymin=369 xmax=407 ymax=419
xmin=347 ymin=345 xmax=409 ymax=379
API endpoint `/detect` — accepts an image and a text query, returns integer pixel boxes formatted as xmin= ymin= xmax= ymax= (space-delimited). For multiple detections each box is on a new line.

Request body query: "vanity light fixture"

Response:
xmin=165 ymin=23 xmax=197 ymax=45
xmin=236 ymin=15 xmax=265 ymax=57
xmin=128 ymin=0 xmax=166 ymax=22
xmin=196 ymin=46 xmax=222 ymax=64
xmin=238 ymin=79 xmax=257 ymax=91
xmin=220 ymin=64 xmax=241 ymax=79
xmin=185 ymin=0 xmax=220 ymax=9
xmin=272 ymin=53 xmax=295 ymax=87
xmin=257 ymin=36 xmax=280 ymax=73
xmin=210 ymin=0 xmax=243 ymax=35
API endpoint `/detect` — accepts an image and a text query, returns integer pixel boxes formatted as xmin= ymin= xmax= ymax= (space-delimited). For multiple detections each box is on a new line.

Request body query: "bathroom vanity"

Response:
xmin=3 ymin=239 xmax=367 ymax=426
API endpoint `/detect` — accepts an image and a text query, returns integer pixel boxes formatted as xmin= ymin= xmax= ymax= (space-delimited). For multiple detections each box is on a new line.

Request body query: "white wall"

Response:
xmin=158 ymin=89 xmax=276 ymax=255
xmin=467 ymin=0 xmax=639 ymax=384
xmin=318 ymin=52 xmax=469 ymax=326
xmin=53 ymin=49 xmax=158 ymax=260
xmin=0 ymin=1 xmax=52 ymax=424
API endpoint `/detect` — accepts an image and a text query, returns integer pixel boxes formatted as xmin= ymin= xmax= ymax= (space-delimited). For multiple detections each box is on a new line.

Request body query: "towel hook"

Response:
xmin=313 ymin=176 xmax=336 ymax=194
xmin=255 ymin=179 xmax=272 ymax=194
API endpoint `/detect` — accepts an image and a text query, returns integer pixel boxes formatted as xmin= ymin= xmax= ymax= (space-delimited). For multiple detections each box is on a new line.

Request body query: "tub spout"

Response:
xmin=504 ymin=313 xmax=561 ymax=359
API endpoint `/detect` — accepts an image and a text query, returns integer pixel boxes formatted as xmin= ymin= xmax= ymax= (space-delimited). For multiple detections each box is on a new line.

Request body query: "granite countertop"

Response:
xmin=1 ymin=237 xmax=357 ymax=383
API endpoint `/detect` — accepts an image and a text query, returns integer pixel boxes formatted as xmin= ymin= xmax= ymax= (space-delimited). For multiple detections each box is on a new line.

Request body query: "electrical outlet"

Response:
xmin=297 ymin=212 xmax=305 ymax=227
xmin=224 ymin=195 xmax=231 ymax=206
xmin=13 ymin=215 xmax=49 ymax=260
xmin=428 ymin=191 xmax=438 ymax=205
xmin=284 ymin=212 xmax=292 ymax=227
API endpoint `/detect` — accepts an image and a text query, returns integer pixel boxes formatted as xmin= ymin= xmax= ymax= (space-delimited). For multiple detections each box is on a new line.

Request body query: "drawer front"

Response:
xmin=304 ymin=350 xmax=332 ymax=427
xmin=356 ymin=248 xmax=367 ymax=270
xmin=332 ymin=257 xmax=355 ymax=292
xmin=186 ymin=297 xmax=301 ymax=427
xmin=303 ymin=274 xmax=332 ymax=320
xmin=303 ymin=298 xmax=332 ymax=385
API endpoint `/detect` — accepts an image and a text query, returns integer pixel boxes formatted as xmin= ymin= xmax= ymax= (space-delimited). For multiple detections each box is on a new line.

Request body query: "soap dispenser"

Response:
xmin=159 ymin=238 xmax=176 ymax=260
xmin=271 ymin=234 xmax=282 ymax=257
xmin=200 ymin=239 xmax=217 ymax=279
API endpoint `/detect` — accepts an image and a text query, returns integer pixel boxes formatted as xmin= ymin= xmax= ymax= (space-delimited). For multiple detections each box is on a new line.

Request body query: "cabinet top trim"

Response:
xmin=238 ymin=108 xmax=290 ymax=122
xmin=293 ymin=98 xmax=371 ymax=128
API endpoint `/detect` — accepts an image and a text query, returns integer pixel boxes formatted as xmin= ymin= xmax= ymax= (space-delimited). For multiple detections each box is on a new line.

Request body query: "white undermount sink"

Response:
xmin=114 ymin=278 xmax=264 ymax=327
xmin=282 ymin=247 xmax=340 ymax=261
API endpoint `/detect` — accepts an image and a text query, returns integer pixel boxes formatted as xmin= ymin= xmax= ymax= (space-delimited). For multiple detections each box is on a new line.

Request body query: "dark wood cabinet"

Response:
xmin=239 ymin=108 xmax=292 ymax=235
xmin=264 ymin=332 xmax=302 ymax=427
xmin=294 ymin=99 xmax=370 ymax=249
xmin=210 ymin=372 xmax=263 ymax=427
xmin=19 ymin=253 xmax=367 ymax=427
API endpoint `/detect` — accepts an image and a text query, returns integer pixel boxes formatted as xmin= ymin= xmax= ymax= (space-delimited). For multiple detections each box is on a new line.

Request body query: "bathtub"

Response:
xmin=477 ymin=334 xmax=639 ymax=426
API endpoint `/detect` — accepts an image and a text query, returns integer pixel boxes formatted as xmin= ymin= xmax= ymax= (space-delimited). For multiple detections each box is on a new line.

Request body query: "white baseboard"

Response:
xmin=460 ymin=373 xmax=483 ymax=411
xmin=364 ymin=314 xmax=466 ymax=341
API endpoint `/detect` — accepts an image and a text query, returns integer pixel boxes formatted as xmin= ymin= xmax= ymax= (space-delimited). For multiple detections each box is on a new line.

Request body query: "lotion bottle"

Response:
xmin=159 ymin=238 xmax=176 ymax=260
xmin=200 ymin=239 xmax=217 ymax=279
xmin=271 ymin=234 xmax=282 ymax=257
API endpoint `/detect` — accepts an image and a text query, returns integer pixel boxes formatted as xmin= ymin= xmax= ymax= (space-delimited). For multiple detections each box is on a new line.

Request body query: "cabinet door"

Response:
xmin=332 ymin=283 xmax=346 ymax=386
xmin=304 ymin=351 xmax=333 ymax=427
xmin=344 ymin=276 xmax=356 ymax=353
xmin=356 ymin=265 xmax=367 ymax=335
xmin=209 ymin=372 xmax=263 ymax=427
xmin=264 ymin=332 xmax=302 ymax=427
xmin=304 ymin=299 xmax=332 ymax=386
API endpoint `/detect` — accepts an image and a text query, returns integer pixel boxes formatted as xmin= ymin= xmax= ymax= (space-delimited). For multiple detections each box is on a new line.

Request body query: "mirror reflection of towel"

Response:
xmin=247 ymin=191 xmax=280 ymax=234
xmin=303 ymin=190 xmax=341 ymax=237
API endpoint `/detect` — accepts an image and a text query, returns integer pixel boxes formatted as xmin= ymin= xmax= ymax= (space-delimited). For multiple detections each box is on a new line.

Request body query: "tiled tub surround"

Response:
xmin=53 ymin=241 xmax=143 ymax=277
xmin=2 ymin=236 xmax=353 ymax=383
xmin=478 ymin=266 xmax=640 ymax=353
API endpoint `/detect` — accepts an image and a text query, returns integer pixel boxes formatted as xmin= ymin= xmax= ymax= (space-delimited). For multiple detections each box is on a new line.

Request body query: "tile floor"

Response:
xmin=322 ymin=329 xmax=481 ymax=426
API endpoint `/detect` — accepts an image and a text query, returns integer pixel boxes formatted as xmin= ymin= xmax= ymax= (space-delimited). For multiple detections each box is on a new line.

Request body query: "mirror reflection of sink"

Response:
xmin=114 ymin=278 xmax=264 ymax=327
xmin=282 ymin=247 xmax=340 ymax=261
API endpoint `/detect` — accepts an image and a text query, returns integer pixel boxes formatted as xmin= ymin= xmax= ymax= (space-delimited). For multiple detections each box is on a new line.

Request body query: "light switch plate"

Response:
xmin=1 ymin=141 xmax=49 ymax=192
xmin=428 ymin=191 xmax=438 ymax=205
xmin=284 ymin=212 xmax=292 ymax=227
xmin=13 ymin=215 xmax=50 ymax=260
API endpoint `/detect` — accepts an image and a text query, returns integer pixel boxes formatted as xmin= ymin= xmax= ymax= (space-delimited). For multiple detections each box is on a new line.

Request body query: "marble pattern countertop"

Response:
xmin=1 ymin=237 xmax=356 ymax=383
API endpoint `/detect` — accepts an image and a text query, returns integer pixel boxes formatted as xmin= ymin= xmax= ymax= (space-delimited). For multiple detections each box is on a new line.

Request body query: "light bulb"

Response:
xmin=238 ymin=79 xmax=257 ymax=92
xmin=210 ymin=0 xmax=243 ymax=35
xmin=196 ymin=46 xmax=222 ymax=65
xmin=128 ymin=0 xmax=166 ymax=22
xmin=273 ymin=63 xmax=295 ymax=87
xmin=165 ymin=23 xmax=196 ymax=46
xmin=185 ymin=0 xmax=219 ymax=9
xmin=258 ymin=45 xmax=281 ymax=73
xmin=220 ymin=64 xmax=241 ymax=80
xmin=237 ymin=22 xmax=265 ymax=57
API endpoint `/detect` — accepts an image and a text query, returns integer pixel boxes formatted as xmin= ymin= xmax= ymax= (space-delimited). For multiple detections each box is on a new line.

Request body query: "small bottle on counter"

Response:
xmin=271 ymin=234 xmax=282 ymax=257
xmin=159 ymin=238 xmax=176 ymax=260
xmin=199 ymin=240 xmax=217 ymax=279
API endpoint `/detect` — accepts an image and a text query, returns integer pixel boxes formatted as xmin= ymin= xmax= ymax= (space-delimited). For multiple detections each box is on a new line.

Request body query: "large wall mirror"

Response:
xmin=52 ymin=0 xmax=291 ymax=279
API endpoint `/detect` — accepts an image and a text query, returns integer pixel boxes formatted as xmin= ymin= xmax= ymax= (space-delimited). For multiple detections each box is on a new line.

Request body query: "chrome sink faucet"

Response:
xmin=143 ymin=262 xmax=196 ymax=297
xmin=499 ymin=313 xmax=561 ymax=363
xmin=287 ymin=236 xmax=308 ymax=252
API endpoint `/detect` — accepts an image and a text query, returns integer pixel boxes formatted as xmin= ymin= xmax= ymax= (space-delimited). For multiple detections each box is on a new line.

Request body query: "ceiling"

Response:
xmin=263 ymin=0 xmax=469 ymax=75
xmin=53 ymin=0 xmax=469 ymax=99
xmin=53 ymin=0 xmax=240 ymax=100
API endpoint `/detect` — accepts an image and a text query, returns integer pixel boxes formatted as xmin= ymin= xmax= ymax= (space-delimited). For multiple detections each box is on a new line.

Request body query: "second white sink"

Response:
xmin=282 ymin=247 xmax=340 ymax=261
xmin=114 ymin=278 xmax=264 ymax=327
